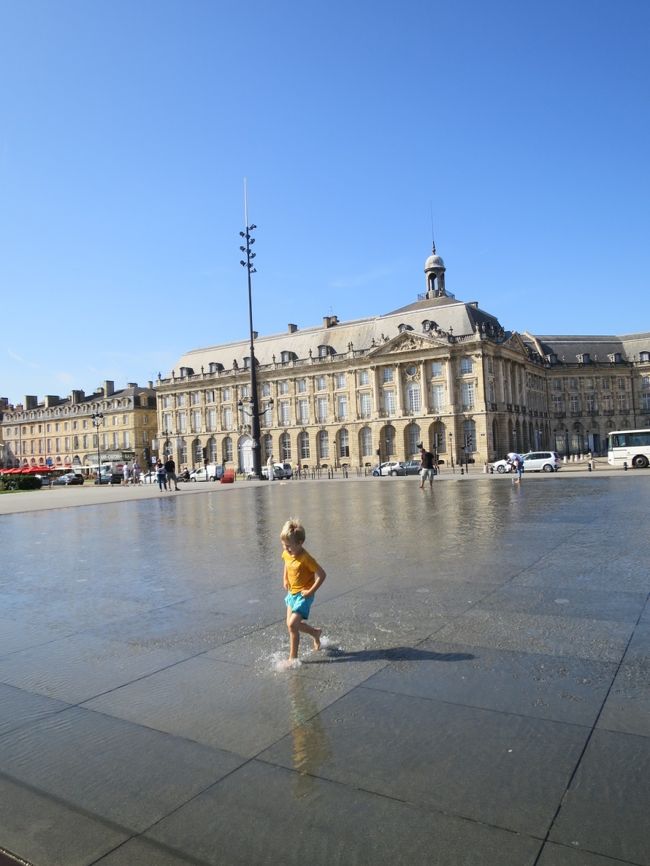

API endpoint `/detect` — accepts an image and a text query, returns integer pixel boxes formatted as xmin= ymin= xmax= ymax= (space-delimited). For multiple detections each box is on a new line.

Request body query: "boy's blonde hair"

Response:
xmin=280 ymin=517 xmax=305 ymax=545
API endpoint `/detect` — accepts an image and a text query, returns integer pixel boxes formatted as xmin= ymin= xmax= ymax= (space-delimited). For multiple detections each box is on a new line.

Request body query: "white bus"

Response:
xmin=607 ymin=429 xmax=650 ymax=469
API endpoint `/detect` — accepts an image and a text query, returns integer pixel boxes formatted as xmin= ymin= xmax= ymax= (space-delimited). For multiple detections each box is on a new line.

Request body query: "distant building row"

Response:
xmin=2 ymin=249 xmax=649 ymax=472
xmin=0 ymin=381 xmax=156 ymax=472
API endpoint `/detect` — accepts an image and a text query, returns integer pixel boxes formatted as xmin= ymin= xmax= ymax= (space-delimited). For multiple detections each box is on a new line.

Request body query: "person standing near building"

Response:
xmin=419 ymin=444 xmax=435 ymax=490
xmin=156 ymin=460 xmax=167 ymax=492
xmin=164 ymin=455 xmax=179 ymax=491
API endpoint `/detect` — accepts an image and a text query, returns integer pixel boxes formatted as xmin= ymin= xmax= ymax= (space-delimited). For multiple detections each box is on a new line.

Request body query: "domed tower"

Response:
xmin=424 ymin=244 xmax=446 ymax=298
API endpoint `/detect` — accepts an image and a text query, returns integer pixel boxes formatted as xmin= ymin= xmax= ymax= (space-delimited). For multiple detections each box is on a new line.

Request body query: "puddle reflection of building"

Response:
xmin=287 ymin=673 xmax=331 ymax=798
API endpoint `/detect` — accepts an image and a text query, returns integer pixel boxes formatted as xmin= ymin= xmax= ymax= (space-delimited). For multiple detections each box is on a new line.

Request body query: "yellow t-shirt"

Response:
xmin=282 ymin=549 xmax=321 ymax=594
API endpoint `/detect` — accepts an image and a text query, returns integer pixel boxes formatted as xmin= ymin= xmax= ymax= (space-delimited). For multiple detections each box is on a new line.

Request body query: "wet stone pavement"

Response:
xmin=0 ymin=475 xmax=648 ymax=866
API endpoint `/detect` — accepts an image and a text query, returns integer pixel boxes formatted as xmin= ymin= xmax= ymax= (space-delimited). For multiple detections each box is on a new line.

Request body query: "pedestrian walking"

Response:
xmin=418 ymin=443 xmax=435 ymax=490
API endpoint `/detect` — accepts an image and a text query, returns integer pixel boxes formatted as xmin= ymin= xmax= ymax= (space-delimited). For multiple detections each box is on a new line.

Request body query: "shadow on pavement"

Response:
xmin=309 ymin=646 xmax=476 ymax=663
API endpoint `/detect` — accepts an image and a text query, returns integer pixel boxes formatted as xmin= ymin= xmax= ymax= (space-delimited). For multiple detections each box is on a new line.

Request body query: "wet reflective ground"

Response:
xmin=0 ymin=476 xmax=648 ymax=865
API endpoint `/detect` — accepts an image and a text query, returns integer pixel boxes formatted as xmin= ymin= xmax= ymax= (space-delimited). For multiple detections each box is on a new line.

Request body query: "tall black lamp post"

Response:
xmin=239 ymin=221 xmax=263 ymax=478
xmin=92 ymin=412 xmax=104 ymax=483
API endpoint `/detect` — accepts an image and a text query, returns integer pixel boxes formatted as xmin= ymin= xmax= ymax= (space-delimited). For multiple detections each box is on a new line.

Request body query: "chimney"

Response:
xmin=127 ymin=382 xmax=137 ymax=388
xmin=288 ymin=323 xmax=298 ymax=333
xmin=25 ymin=395 xmax=38 ymax=409
xmin=252 ymin=331 xmax=258 ymax=340
xmin=103 ymin=380 xmax=115 ymax=397
xmin=70 ymin=390 xmax=85 ymax=405
xmin=44 ymin=395 xmax=60 ymax=408
xmin=322 ymin=315 xmax=339 ymax=328
xmin=148 ymin=380 xmax=153 ymax=389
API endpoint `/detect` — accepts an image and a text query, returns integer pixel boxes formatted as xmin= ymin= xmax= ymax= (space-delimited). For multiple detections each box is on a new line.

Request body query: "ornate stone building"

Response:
xmin=156 ymin=249 xmax=650 ymax=472
xmin=0 ymin=381 xmax=157 ymax=472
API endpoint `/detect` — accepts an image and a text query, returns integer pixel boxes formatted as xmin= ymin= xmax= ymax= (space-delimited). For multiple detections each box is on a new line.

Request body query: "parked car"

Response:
xmin=52 ymin=472 xmax=85 ymax=486
xmin=190 ymin=464 xmax=224 ymax=482
xmin=492 ymin=451 xmax=561 ymax=474
xmin=261 ymin=462 xmax=293 ymax=480
xmin=522 ymin=451 xmax=561 ymax=472
xmin=391 ymin=460 xmax=422 ymax=476
xmin=372 ymin=461 xmax=402 ymax=477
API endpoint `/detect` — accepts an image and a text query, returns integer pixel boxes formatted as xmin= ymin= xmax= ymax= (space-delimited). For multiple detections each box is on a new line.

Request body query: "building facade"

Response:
xmin=155 ymin=250 xmax=650 ymax=472
xmin=0 ymin=381 xmax=157 ymax=472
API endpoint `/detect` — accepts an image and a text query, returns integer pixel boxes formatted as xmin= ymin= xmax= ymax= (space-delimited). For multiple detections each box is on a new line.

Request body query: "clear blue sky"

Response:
xmin=1 ymin=0 xmax=649 ymax=405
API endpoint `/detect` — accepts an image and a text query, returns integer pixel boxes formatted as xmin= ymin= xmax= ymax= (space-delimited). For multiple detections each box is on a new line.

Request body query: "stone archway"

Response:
xmin=238 ymin=434 xmax=253 ymax=474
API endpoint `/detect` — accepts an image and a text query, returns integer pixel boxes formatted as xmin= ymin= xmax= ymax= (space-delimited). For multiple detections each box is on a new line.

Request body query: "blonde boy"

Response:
xmin=280 ymin=518 xmax=326 ymax=661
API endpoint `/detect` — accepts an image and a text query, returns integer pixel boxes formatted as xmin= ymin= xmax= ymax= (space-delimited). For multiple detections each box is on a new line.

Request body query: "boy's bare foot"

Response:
xmin=312 ymin=628 xmax=322 ymax=651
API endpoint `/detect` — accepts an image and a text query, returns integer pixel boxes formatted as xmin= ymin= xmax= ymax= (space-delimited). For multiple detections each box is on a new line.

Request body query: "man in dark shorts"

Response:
xmin=419 ymin=444 xmax=435 ymax=490
xmin=164 ymin=456 xmax=179 ymax=491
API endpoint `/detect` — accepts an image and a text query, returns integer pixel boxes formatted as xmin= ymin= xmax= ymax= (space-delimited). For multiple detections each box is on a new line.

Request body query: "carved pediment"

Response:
xmin=502 ymin=331 xmax=529 ymax=356
xmin=367 ymin=330 xmax=449 ymax=358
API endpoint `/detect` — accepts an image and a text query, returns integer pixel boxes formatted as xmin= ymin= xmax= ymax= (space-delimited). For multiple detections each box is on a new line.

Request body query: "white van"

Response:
xmin=259 ymin=462 xmax=292 ymax=480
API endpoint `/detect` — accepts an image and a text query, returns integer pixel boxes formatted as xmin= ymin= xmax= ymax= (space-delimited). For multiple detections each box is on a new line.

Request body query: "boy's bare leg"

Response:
xmin=299 ymin=620 xmax=322 ymax=651
xmin=287 ymin=610 xmax=301 ymax=659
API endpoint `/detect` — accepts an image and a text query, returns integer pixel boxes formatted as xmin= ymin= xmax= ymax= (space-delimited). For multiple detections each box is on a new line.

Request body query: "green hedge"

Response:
xmin=0 ymin=475 xmax=43 ymax=491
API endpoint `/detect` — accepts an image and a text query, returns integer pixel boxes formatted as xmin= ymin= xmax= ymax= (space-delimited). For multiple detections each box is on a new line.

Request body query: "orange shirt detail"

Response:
xmin=282 ymin=549 xmax=321 ymax=594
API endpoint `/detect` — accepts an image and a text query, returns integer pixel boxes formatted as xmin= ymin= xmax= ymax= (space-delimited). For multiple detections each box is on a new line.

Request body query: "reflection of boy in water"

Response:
xmin=281 ymin=518 xmax=326 ymax=662
xmin=288 ymin=675 xmax=331 ymax=796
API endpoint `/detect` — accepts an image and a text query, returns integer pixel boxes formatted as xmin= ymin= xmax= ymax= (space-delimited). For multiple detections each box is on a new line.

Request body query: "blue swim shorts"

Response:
xmin=285 ymin=591 xmax=313 ymax=619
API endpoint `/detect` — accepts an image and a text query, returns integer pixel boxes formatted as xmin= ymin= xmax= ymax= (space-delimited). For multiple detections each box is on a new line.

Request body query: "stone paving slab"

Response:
xmin=0 ymin=632 xmax=195 ymax=704
xmin=432 ymin=607 xmax=635 ymax=662
xmin=0 ymin=706 xmax=245 ymax=834
xmin=549 ymin=728 xmax=650 ymax=865
xmin=597 ymin=659 xmax=650 ymax=738
xmin=536 ymin=842 xmax=641 ymax=865
xmin=0 ymin=682 xmax=70 ymax=737
xmin=259 ymin=685 xmax=590 ymax=837
xmin=0 ymin=776 xmax=127 ymax=866
xmin=145 ymin=759 xmax=542 ymax=866
xmin=83 ymin=655 xmax=356 ymax=757
xmin=362 ymin=638 xmax=618 ymax=726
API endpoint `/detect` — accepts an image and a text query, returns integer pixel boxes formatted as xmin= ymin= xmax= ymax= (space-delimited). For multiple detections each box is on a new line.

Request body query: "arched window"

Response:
xmin=317 ymin=430 xmax=329 ymax=461
xmin=463 ymin=419 xmax=476 ymax=453
xmin=398 ymin=323 xmax=414 ymax=332
xmin=359 ymin=426 xmax=372 ymax=456
xmin=406 ymin=423 xmax=421 ymax=456
xmin=207 ymin=436 xmax=217 ymax=463
xmin=193 ymin=438 xmax=202 ymax=464
xmin=263 ymin=434 xmax=273 ymax=462
xmin=338 ymin=428 xmax=350 ymax=459
xmin=223 ymin=437 xmax=233 ymax=463
xmin=384 ymin=425 xmax=395 ymax=456
xmin=281 ymin=350 xmax=298 ymax=364
xmin=178 ymin=439 xmax=188 ymax=465
xmin=298 ymin=431 xmax=310 ymax=460
xmin=280 ymin=431 xmax=291 ymax=461
xmin=318 ymin=345 xmax=335 ymax=358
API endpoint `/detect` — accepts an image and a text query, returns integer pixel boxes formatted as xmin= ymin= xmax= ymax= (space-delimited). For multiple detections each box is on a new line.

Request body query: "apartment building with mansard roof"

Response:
xmin=0 ymin=381 xmax=157 ymax=473
xmin=156 ymin=249 xmax=650 ymax=473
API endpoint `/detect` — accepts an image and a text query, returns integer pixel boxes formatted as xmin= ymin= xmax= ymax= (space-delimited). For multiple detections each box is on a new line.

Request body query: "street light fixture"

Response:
xmin=91 ymin=413 xmax=104 ymax=483
xmin=239 ymin=212 xmax=263 ymax=478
